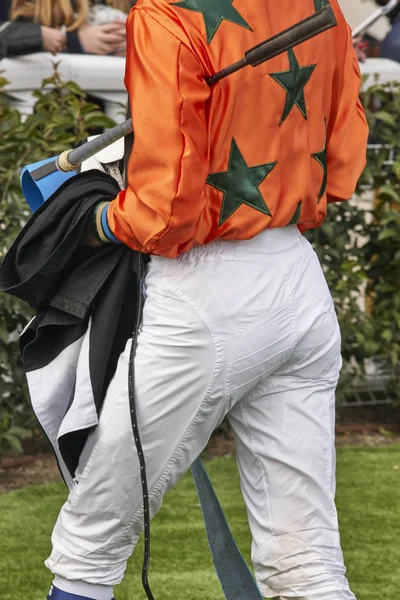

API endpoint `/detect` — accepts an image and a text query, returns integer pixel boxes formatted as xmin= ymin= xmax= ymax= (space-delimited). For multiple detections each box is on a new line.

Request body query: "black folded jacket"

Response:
xmin=0 ymin=170 xmax=140 ymax=477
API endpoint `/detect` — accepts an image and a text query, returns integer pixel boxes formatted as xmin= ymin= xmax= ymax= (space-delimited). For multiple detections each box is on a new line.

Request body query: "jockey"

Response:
xmin=46 ymin=0 xmax=368 ymax=599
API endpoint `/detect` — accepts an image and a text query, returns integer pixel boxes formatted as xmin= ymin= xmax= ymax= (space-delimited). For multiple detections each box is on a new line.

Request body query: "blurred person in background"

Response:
xmin=0 ymin=0 xmax=133 ymax=59
xmin=375 ymin=0 xmax=400 ymax=61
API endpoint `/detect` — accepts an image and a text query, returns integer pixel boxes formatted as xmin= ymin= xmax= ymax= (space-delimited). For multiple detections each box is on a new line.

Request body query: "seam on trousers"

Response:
xmin=238 ymin=397 xmax=272 ymax=533
xmin=113 ymin=284 xmax=224 ymax=547
xmin=225 ymin=297 xmax=298 ymax=408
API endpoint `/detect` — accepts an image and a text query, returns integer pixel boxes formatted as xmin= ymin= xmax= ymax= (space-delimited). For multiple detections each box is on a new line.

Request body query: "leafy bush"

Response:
xmin=307 ymin=81 xmax=400 ymax=398
xmin=361 ymin=82 xmax=400 ymax=401
xmin=0 ymin=69 xmax=114 ymax=453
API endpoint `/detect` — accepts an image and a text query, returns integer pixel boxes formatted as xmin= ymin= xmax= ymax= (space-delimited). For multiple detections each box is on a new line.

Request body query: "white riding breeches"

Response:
xmin=46 ymin=226 xmax=356 ymax=600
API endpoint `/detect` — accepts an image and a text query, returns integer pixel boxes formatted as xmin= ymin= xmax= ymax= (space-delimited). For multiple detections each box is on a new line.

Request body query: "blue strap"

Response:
xmin=101 ymin=204 xmax=121 ymax=244
xmin=191 ymin=458 xmax=264 ymax=600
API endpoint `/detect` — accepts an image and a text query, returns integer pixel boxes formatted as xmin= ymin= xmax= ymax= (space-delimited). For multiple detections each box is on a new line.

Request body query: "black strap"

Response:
xmin=128 ymin=270 xmax=154 ymax=600
xmin=124 ymin=99 xmax=154 ymax=600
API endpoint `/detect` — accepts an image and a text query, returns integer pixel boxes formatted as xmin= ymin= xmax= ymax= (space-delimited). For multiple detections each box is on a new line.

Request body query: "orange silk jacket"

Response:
xmin=106 ymin=0 xmax=369 ymax=257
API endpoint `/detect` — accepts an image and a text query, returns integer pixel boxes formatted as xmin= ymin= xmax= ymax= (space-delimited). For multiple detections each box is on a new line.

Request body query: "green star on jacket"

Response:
xmin=288 ymin=201 xmax=302 ymax=225
xmin=207 ymin=139 xmax=276 ymax=226
xmin=314 ymin=0 xmax=329 ymax=11
xmin=270 ymin=49 xmax=316 ymax=124
xmin=312 ymin=142 xmax=327 ymax=202
xmin=172 ymin=0 xmax=252 ymax=44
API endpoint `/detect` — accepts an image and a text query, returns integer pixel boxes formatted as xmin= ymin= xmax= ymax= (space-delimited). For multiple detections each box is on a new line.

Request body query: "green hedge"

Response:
xmin=0 ymin=72 xmax=399 ymax=452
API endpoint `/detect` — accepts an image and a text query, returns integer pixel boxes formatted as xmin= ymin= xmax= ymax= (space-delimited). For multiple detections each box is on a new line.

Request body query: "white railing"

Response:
xmin=3 ymin=53 xmax=400 ymax=123
xmin=2 ymin=52 xmax=127 ymax=123
xmin=360 ymin=57 xmax=400 ymax=87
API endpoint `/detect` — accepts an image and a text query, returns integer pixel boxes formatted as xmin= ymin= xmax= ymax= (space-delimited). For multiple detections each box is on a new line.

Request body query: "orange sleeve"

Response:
xmin=106 ymin=7 xmax=211 ymax=257
xmin=326 ymin=6 xmax=369 ymax=204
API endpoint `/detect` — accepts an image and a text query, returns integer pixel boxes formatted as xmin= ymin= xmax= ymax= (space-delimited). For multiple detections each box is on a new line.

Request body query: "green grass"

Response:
xmin=0 ymin=446 xmax=399 ymax=600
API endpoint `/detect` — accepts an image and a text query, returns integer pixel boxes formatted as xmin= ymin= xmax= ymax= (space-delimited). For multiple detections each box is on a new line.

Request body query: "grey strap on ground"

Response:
xmin=191 ymin=457 xmax=264 ymax=600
